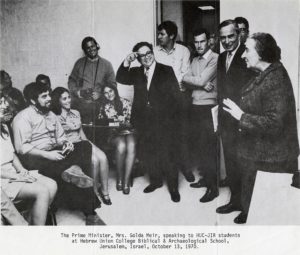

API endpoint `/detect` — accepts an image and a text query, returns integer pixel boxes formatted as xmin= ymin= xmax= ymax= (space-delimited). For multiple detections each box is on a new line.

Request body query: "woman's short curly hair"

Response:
xmin=250 ymin=33 xmax=281 ymax=63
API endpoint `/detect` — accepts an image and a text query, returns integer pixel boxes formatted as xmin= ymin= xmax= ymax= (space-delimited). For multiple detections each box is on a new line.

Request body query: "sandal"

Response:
xmin=98 ymin=189 xmax=112 ymax=205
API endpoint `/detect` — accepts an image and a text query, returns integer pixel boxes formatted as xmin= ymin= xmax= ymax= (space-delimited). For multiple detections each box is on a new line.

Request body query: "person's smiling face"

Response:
xmin=83 ymin=40 xmax=99 ymax=59
xmin=59 ymin=91 xmax=71 ymax=110
xmin=136 ymin=46 xmax=155 ymax=68
xmin=103 ymin=87 xmax=116 ymax=101
xmin=219 ymin=24 xmax=239 ymax=52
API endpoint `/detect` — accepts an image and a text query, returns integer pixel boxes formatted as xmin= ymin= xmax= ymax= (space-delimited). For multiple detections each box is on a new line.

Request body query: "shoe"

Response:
xmin=216 ymin=202 xmax=241 ymax=214
xmin=143 ymin=184 xmax=163 ymax=193
xmin=85 ymin=213 xmax=106 ymax=225
xmin=199 ymin=188 xmax=219 ymax=203
xmin=98 ymin=190 xmax=112 ymax=205
xmin=219 ymin=178 xmax=229 ymax=187
xmin=291 ymin=171 xmax=300 ymax=189
xmin=116 ymin=181 xmax=123 ymax=191
xmin=123 ymin=186 xmax=130 ymax=195
xmin=234 ymin=212 xmax=248 ymax=224
xmin=170 ymin=189 xmax=180 ymax=202
xmin=182 ymin=171 xmax=195 ymax=182
xmin=61 ymin=165 xmax=94 ymax=188
xmin=190 ymin=178 xmax=207 ymax=188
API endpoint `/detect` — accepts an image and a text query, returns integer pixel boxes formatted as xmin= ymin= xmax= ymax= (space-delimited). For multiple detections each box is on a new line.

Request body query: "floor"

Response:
xmin=56 ymin=170 xmax=300 ymax=225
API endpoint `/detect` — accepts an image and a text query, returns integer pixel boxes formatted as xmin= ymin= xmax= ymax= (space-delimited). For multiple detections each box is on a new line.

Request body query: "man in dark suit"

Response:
xmin=216 ymin=20 xmax=255 ymax=214
xmin=116 ymin=42 xmax=182 ymax=202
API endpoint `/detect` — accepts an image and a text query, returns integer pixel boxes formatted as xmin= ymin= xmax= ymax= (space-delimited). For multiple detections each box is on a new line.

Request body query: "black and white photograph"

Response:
xmin=0 ymin=0 xmax=300 ymax=254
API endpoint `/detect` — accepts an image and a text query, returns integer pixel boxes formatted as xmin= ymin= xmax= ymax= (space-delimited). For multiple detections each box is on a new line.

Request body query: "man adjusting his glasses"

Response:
xmin=116 ymin=42 xmax=182 ymax=202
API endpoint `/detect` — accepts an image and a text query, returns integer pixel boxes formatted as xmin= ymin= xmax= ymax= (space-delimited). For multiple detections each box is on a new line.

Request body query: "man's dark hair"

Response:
xmin=132 ymin=42 xmax=153 ymax=52
xmin=218 ymin=19 xmax=239 ymax=34
xmin=250 ymin=33 xmax=281 ymax=63
xmin=36 ymin=74 xmax=51 ymax=87
xmin=81 ymin=36 xmax=100 ymax=51
xmin=23 ymin=82 xmax=49 ymax=103
xmin=234 ymin=17 xmax=249 ymax=30
xmin=158 ymin=20 xmax=178 ymax=39
xmin=192 ymin=28 xmax=210 ymax=39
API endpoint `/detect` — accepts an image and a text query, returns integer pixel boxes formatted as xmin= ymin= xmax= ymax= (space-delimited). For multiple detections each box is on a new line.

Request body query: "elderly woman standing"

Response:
xmin=223 ymin=33 xmax=299 ymax=224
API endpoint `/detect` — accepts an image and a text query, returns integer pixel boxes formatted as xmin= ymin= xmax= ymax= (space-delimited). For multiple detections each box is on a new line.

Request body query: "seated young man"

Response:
xmin=12 ymin=82 xmax=104 ymax=225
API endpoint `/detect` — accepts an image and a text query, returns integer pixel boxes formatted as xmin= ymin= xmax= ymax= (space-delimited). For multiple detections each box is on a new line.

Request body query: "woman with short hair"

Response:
xmin=223 ymin=33 xmax=299 ymax=224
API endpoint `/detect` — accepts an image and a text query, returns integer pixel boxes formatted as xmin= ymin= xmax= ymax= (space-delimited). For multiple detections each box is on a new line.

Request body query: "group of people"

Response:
xmin=1 ymin=17 xmax=299 ymax=225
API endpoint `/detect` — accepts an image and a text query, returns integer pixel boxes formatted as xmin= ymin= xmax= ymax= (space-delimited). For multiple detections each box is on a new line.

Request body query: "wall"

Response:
xmin=161 ymin=0 xmax=184 ymax=40
xmin=1 ymin=0 xmax=299 ymax=110
xmin=220 ymin=0 xmax=299 ymax=112
xmin=0 ymin=0 xmax=155 ymax=98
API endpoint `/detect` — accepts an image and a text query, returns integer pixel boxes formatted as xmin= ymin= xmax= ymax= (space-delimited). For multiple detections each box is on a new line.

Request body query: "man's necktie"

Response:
xmin=226 ymin=52 xmax=232 ymax=72
xmin=145 ymin=67 xmax=149 ymax=81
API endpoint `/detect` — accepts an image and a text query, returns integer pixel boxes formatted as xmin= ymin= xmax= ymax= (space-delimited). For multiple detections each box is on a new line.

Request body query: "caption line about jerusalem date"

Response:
xmin=60 ymin=232 xmax=241 ymax=250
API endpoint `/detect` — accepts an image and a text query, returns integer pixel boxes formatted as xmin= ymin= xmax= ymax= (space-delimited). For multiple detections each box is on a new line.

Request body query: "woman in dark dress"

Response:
xmin=223 ymin=33 xmax=299 ymax=224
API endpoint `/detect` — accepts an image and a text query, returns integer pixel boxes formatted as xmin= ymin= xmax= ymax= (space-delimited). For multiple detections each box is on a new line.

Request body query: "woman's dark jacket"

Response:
xmin=237 ymin=62 xmax=299 ymax=167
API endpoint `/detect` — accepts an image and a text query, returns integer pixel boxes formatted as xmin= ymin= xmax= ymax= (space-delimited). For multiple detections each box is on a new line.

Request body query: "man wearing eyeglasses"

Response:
xmin=116 ymin=42 xmax=182 ymax=202
xmin=68 ymin=36 xmax=116 ymax=123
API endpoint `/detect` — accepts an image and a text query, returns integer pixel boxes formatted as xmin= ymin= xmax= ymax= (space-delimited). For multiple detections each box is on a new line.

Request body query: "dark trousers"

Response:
xmin=175 ymin=91 xmax=192 ymax=172
xmin=189 ymin=105 xmax=218 ymax=189
xmin=20 ymin=141 xmax=99 ymax=214
xmin=137 ymin=108 xmax=178 ymax=190
xmin=220 ymin=126 xmax=241 ymax=205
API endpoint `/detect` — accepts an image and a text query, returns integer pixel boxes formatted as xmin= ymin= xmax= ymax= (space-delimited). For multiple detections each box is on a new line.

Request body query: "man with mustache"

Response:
xmin=12 ymin=82 xmax=104 ymax=225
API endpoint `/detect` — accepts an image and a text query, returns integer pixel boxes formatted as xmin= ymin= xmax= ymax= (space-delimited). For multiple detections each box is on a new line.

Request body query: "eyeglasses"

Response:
xmin=137 ymin=51 xmax=153 ymax=59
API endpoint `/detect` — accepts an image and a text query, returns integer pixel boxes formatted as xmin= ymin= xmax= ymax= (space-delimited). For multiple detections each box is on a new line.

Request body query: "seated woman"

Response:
xmin=0 ymin=95 xmax=57 ymax=225
xmin=51 ymin=87 xmax=111 ymax=205
xmin=97 ymin=84 xmax=136 ymax=195
xmin=222 ymin=33 xmax=299 ymax=224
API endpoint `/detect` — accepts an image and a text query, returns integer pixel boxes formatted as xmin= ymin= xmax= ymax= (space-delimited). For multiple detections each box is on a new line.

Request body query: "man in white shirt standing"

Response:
xmin=154 ymin=21 xmax=194 ymax=182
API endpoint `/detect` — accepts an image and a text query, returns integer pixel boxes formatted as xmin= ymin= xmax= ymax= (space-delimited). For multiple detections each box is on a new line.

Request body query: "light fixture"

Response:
xmin=198 ymin=6 xmax=215 ymax=11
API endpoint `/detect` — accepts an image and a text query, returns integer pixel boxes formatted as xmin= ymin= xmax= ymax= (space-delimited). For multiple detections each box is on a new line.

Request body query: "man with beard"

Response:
xmin=12 ymin=82 xmax=104 ymax=225
xmin=68 ymin=36 xmax=116 ymax=123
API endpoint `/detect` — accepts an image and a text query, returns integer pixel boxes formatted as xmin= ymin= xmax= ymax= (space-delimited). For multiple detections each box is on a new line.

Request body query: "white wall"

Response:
xmin=1 ymin=0 xmax=299 ymax=109
xmin=161 ymin=0 xmax=184 ymax=41
xmin=0 ymin=0 xmax=155 ymax=99
xmin=220 ymin=0 xmax=299 ymax=112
